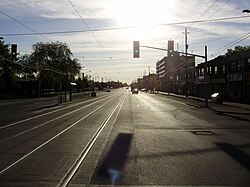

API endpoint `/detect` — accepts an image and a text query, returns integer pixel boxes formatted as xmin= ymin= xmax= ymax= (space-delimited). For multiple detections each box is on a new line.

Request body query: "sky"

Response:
xmin=0 ymin=0 xmax=249 ymax=84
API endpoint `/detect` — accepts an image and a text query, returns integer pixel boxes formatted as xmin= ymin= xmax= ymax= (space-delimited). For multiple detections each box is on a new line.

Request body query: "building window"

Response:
xmin=237 ymin=60 xmax=244 ymax=71
xmin=231 ymin=62 xmax=236 ymax=72
xmin=207 ymin=66 xmax=210 ymax=74
xmin=222 ymin=64 xmax=225 ymax=74
xmin=247 ymin=58 xmax=250 ymax=70
xmin=214 ymin=66 xmax=218 ymax=74
xmin=201 ymin=68 xmax=204 ymax=75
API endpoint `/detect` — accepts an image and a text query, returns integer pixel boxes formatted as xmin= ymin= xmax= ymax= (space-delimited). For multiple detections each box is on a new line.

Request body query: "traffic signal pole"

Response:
xmin=185 ymin=28 xmax=188 ymax=97
xmin=204 ymin=46 xmax=208 ymax=107
xmin=135 ymin=42 xmax=209 ymax=107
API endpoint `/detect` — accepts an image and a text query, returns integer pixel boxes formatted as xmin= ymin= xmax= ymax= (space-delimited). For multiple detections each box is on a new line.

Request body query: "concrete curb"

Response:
xmin=156 ymin=91 xmax=250 ymax=110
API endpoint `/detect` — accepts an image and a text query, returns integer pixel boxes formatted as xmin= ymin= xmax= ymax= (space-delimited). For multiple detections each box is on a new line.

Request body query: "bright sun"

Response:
xmin=108 ymin=0 xmax=175 ymax=27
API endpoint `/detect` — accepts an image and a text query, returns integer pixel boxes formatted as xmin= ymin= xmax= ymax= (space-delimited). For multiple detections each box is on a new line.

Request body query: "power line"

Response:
xmin=68 ymin=0 xmax=125 ymax=82
xmin=217 ymin=32 xmax=250 ymax=50
xmin=0 ymin=55 xmax=68 ymax=75
xmin=213 ymin=32 xmax=250 ymax=55
xmin=176 ymin=33 xmax=244 ymax=48
xmin=0 ymin=10 xmax=52 ymax=42
xmin=188 ymin=0 xmax=221 ymax=30
xmin=68 ymin=0 xmax=111 ymax=59
xmin=0 ymin=0 xmax=52 ymax=7
xmin=190 ymin=0 xmax=232 ymax=32
xmin=1 ymin=15 xmax=249 ymax=37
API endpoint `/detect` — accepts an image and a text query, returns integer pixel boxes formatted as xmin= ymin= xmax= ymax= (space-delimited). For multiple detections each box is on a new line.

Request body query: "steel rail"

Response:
xmin=0 ymin=93 xmax=122 ymax=143
xmin=0 ymin=93 xmax=122 ymax=175
xmin=58 ymin=93 xmax=126 ymax=187
xmin=0 ymin=93 xmax=117 ymax=130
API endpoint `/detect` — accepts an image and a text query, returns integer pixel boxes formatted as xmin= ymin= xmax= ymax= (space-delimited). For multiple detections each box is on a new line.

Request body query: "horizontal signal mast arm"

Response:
xmin=140 ymin=45 xmax=206 ymax=58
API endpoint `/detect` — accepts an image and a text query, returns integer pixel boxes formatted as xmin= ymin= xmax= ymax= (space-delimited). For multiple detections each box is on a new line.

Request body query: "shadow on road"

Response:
xmin=215 ymin=142 xmax=250 ymax=172
xmin=209 ymin=107 xmax=250 ymax=122
xmin=91 ymin=133 xmax=133 ymax=185
xmin=127 ymin=143 xmax=250 ymax=170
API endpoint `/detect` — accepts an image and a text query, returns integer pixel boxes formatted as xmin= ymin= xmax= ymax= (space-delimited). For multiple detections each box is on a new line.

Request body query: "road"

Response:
xmin=0 ymin=89 xmax=249 ymax=186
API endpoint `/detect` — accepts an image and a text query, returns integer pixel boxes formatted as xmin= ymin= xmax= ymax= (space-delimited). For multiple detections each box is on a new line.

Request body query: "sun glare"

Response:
xmin=108 ymin=0 xmax=175 ymax=27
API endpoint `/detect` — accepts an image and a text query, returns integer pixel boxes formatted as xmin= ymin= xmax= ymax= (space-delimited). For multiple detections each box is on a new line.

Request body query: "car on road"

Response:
xmin=132 ymin=88 xmax=138 ymax=94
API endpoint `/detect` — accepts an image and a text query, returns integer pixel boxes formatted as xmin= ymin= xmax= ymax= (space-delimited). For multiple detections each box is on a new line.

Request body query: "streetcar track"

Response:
xmin=0 ymin=93 xmax=122 ymax=144
xmin=0 ymin=93 xmax=117 ymax=130
xmin=59 ymin=93 xmax=126 ymax=187
xmin=0 ymin=93 xmax=124 ymax=175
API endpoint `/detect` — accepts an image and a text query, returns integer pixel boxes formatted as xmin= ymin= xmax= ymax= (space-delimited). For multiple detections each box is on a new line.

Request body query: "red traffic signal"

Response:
xmin=133 ymin=41 xmax=140 ymax=58
xmin=11 ymin=44 xmax=17 ymax=60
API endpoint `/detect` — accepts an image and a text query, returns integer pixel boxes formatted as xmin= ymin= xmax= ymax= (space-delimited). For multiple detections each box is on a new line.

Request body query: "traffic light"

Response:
xmin=168 ymin=40 xmax=174 ymax=57
xmin=11 ymin=44 xmax=17 ymax=60
xmin=133 ymin=41 xmax=140 ymax=58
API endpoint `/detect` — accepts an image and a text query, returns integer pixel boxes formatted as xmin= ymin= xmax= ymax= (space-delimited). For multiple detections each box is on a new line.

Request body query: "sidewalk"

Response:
xmin=0 ymin=91 xmax=104 ymax=111
xmin=157 ymin=91 xmax=250 ymax=110
xmin=157 ymin=91 xmax=250 ymax=122
xmin=0 ymin=96 xmax=60 ymax=111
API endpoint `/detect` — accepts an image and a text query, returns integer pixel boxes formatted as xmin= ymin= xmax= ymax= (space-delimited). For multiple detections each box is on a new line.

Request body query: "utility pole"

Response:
xmin=204 ymin=46 xmax=208 ymax=107
xmin=184 ymin=28 xmax=188 ymax=97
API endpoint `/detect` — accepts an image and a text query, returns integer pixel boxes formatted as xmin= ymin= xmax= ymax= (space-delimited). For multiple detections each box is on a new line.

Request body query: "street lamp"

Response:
xmin=242 ymin=9 xmax=250 ymax=13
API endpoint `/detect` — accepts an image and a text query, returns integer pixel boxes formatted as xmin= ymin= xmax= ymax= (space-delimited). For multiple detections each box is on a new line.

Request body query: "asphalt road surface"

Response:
xmin=0 ymin=89 xmax=249 ymax=186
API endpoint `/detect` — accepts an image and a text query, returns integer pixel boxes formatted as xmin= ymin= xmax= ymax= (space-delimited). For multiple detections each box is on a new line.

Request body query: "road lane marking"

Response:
xmin=0 ymin=94 xmax=123 ymax=143
xmin=0 ymin=93 xmax=124 ymax=175
xmin=0 ymin=93 xmax=119 ymax=130
xmin=59 ymin=94 xmax=126 ymax=187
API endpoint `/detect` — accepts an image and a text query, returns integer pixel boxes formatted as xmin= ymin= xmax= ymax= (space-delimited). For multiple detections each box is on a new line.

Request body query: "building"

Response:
xmin=156 ymin=41 xmax=250 ymax=103
xmin=197 ymin=49 xmax=250 ymax=103
xmin=156 ymin=57 xmax=167 ymax=91
xmin=156 ymin=40 xmax=196 ymax=96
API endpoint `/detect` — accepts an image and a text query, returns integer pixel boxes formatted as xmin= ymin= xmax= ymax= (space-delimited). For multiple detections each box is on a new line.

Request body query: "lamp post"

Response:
xmin=242 ymin=9 xmax=250 ymax=13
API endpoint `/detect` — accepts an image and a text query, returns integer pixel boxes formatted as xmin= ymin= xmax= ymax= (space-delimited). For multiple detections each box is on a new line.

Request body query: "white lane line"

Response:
xmin=0 ymin=94 xmax=122 ymax=143
xmin=59 ymin=94 xmax=126 ymax=187
xmin=0 ymin=94 xmax=120 ymax=175
xmin=0 ymin=94 xmax=118 ymax=130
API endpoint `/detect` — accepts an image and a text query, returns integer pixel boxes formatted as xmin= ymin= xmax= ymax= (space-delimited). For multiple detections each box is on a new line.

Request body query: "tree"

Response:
xmin=225 ymin=45 xmax=250 ymax=57
xmin=0 ymin=40 xmax=18 ymax=93
xmin=24 ymin=41 xmax=81 ymax=92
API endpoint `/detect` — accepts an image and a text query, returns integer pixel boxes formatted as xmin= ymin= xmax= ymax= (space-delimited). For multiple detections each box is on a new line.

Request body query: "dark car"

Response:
xmin=132 ymin=88 xmax=138 ymax=94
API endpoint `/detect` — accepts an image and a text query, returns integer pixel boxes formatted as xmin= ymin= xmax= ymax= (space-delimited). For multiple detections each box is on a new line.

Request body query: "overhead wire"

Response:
xmin=1 ymin=15 xmax=249 ymax=36
xmin=0 ymin=10 xmax=52 ymax=42
xmin=0 ymin=55 xmax=66 ymax=75
xmin=188 ymin=33 xmax=244 ymax=46
xmin=190 ymin=0 xmax=232 ymax=32
xmin=68 ymin=0 xmax=125 ymax=82
xmin=187 ymin=0 xmax=221 ymax=31
xmin=0 ymin=0 xmax=52 ymax=7
xmin=68 ymin=0 xmax=111 ymax=59
xmin=213 ymin=32 xmax=250 ymax=55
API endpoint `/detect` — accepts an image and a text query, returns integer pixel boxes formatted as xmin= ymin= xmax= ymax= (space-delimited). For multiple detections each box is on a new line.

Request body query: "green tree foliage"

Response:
xmin=24 ymin=41 xmax=81 ymax=91
xmin=225 ymin=45 xmax=250 ymax=57
xmin=0 ymin=40 xmax=18 ymax=92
